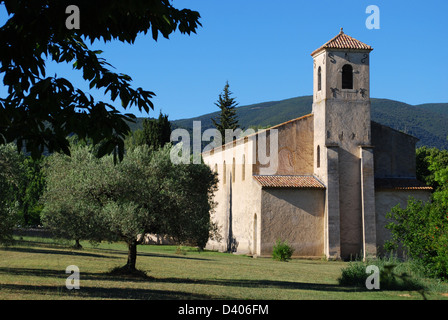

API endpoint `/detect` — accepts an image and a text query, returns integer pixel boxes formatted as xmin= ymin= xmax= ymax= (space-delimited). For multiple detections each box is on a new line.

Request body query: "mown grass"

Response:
xmin=1 ymin=235 xmax=448 ymax=300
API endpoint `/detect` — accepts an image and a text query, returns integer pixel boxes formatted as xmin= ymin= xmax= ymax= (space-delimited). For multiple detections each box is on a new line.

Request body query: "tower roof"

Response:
xmin=311 ymin=28 xmax=373 ymax=56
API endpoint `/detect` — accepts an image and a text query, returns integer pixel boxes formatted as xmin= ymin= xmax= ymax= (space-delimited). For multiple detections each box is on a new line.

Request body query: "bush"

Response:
xmin=390 ymin=146 xmax=448 ymax=280
xmin=272 ymin=240 xmax=294 ymax=262
xmin=385 ymin=198 xmax=448 ymax=279
xmin=338 ymin=258 xmax=426 ymax=292
xmin=338 ymin=261 xmax=367 ymax=287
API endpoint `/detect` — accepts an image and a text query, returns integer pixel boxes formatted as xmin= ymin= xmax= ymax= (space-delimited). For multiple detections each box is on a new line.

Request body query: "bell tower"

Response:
xmin=311 ymin=28 xmax=376 ymax=260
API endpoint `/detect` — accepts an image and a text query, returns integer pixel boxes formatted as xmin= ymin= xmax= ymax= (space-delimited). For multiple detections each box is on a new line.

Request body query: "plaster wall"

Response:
xmin=254 ymin=115 xmax=314 ymax=176
xmin=260 ymin=188 xmax=325 ymax=257
xmin=203 ymin=114 xmax=317 ymax=256
xmin=203 ymin=137 xmax=262 ymax=255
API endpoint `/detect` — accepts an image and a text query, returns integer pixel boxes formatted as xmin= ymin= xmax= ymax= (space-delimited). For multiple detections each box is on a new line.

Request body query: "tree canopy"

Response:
xmin=386 ymin=146 xmax=448 ymax=279
xmin=0 ymin=143 xmax=22 ymax=244
xmin=42 ymin=140 xmax=219 ymax=271
xmin=211 ymin=81 xmax=239 ymax=144
xmin=0 ymin=0 xmax=201 ymax=160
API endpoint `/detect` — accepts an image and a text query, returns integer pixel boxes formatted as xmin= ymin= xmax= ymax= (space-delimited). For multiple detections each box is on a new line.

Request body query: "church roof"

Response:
xmin=311 ymin=28 xmax=373 ymax=56
xmin=374 ymin=178 xmax=432 ymax=191
xmin=253 ymin=175 xmax=325 ymax=189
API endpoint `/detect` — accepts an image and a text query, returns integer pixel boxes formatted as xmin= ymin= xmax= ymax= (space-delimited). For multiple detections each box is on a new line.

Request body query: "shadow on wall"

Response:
xmin=227 ymin=172 xmax=239 ymax=253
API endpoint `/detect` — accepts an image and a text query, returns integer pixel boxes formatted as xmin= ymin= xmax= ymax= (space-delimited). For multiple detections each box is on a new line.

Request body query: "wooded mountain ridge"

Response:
xmin=128 ymin=96 xmax=448 ymax=150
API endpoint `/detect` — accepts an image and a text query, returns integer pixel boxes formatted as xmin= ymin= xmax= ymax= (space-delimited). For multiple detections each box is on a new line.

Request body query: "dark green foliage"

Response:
xmin=0 ymin=144 xmax=22 ymax=244
xmin=124 ymin=128 xmax=146 ymax=151
xmin=42 ymin=141 xmax=219 ymax=271
xmin=41 ymin=142 xmax=113 ymax=247
xmin=142 ymin=112 xmax=171 ymax=149
xmin=386 ymin=147 xmax=448 ymax=279
xmin=0 ymin=0 xmax=201 ymax=161
xmin=416 ymin=146 xmax=448 ymax=190
xmin=211 ymin=81 xmax=240 ymax=144
xmin=125 ymin=112 xmax=171 ymax=151
xmin=338 ymin=259 xmax=426 ymax=293
xmin=17 ymin=156 xmax=46 ymax=226
xmin=272 ymin=240 xmax=294 ymax=262
xmin=338 ymin=261 xmax=368 ymax=287
xmin=159 ymin=156 xmax=220 ymax=249
xmin=170 ymin=96 xmax=448 ymax=151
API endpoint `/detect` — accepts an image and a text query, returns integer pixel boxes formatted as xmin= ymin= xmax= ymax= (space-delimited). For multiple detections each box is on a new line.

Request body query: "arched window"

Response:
xmin=342 ymin=64 xmax=353 ymax=89
xmin=317 ymin=66 xmax=322 ymax=91
xmin=317 ymin=145 xmax=321 ymax=168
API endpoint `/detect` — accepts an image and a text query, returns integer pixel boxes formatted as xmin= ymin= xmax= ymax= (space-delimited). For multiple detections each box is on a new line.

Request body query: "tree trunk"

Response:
xmin=74 ymin=239 xmax=82 ymax=249
xmin=126 ymin=239 xmax=138 ymax=271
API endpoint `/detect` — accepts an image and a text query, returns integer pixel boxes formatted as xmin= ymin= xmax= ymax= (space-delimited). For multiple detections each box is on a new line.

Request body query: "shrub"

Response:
xmin=338 ymin=261 xmax=367 ymax=287
xmin=385 ymin=198 xmax=448 ymax=280
xmin=338 ymin=258 xmax=426 ymax=293
xmin=389 ymin=146 xmax=448 ymax=280
xmin=272 ymin=240 xmax=294 ymax=262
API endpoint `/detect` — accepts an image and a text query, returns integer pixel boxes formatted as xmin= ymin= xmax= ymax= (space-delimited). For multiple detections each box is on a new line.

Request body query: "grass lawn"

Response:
xmin=1 ymin=235 xmax=448 ymax=300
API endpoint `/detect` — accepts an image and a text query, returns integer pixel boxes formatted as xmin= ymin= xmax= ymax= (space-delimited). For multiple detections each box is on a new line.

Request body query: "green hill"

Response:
xmin=130 ymin=96 xmax=448 ymax=150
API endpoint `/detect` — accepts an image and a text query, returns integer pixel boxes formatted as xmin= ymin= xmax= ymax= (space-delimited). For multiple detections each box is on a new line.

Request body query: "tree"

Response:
xmin=17 ymin=156 xmax=46 ymax=226
xmin=124 ymin=112 xmax=171 ymax=152
xmin=42 ymin=141 xmax=219 ymax=272
xmin=386 ymin=147 xmax=448 ymax=279
xmin=0 ymin=143 xmax=23 ymax=244
xmin=41 ymin=142 xmax=114 ymax=248
xmin=211 ymin=81 xmax=239 ymax=144
xmin=160 ymin=157 xmax=220 ymax=248
xmin=103 ymin=145 xmax=219 ymax=271
xmin=124 ymin=128 xmax=146 ymax=152
xmin=0 ymin=1 xmax=201 ymax=161
xmin=416 ymin=146 xmax=448 ymax=190
xmin=142 ymin=112 xmax=171 ymax=149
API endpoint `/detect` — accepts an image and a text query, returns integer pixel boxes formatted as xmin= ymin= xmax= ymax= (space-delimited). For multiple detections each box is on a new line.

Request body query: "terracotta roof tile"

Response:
xmin=374 ymin=178 xmax=432 ymax=190
xmin=311 ymin=28 xmax=373 ymax=56
xmin=253 ymin=175 xmax=325 ymax=189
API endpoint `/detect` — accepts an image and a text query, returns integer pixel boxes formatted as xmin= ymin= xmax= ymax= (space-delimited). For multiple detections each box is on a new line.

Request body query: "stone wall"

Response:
xmin=260 ymin=188 xmax=325 ymax=257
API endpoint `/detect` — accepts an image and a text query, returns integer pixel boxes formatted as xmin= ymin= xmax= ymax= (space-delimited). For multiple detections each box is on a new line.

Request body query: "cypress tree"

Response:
xmin=142 ymin=112 xmax=171 ymax=150
xmin=211 ymin=81 xmax=239 ymax=145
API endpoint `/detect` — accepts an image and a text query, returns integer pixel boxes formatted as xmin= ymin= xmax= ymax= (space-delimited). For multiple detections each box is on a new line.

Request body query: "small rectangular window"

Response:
xmin=342 ymin=64 xmax=353 ymax=89
xmin=318 ymin=66 xmax=322 ymax=91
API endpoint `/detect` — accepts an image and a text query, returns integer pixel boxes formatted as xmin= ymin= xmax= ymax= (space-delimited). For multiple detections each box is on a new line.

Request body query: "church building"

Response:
xmin=202 ymin=29 xmax=432 ymax=260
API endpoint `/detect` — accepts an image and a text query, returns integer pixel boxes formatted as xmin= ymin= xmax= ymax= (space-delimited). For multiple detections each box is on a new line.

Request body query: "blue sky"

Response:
xmin=2 ymin=1 xmax=448 ymax=120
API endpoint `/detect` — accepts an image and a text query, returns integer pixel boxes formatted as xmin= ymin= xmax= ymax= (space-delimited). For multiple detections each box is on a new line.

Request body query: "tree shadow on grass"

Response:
xmin=0 ymin=266 xmax=362 ymax=300
xmin=0 ymin=247 xmax=116 ymax=259
xmin=0 ymin=283 xmax=217 ymax=300
xmin=0 ymin=267 xmax=152 ymax=283
xmin=3 ymin=266 xmax=432 ymax=300
xmin=152 ymin=277 xmax=360 ymax=293
xmin=89 ymin=247 xmax=212 ymax=261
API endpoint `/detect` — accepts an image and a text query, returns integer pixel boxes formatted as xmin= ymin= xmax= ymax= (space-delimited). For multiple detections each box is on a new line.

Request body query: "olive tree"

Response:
xmin=42 ymin=142 xmax=219 ymax=272
xmin=41 ymin=143 xmax=115 ymax=247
